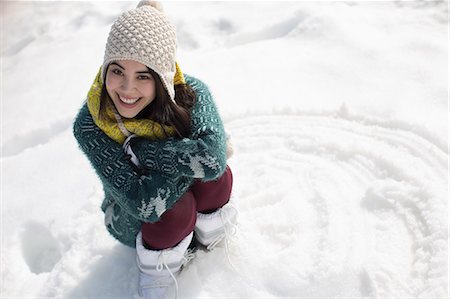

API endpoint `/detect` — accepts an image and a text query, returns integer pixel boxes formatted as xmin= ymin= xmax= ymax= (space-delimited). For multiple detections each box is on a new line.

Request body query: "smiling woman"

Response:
xmin=98 ymin=59 xmax=196 ymax=138
xmin=72 ymin=1 xmax=236 ymax=298
xmin=105 ymin=60 xmax=157 ymax=119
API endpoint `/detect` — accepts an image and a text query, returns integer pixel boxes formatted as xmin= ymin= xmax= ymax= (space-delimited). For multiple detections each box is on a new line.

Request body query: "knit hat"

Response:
xmin=101 ymin=0 xmax=183 ymax=100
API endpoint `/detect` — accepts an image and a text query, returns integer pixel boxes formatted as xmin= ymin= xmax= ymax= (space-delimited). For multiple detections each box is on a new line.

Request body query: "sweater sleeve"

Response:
xmin=131 ymin=75 xmax=228 ymax=182
xmin=73 ymin=103 xmax=193 ymax=223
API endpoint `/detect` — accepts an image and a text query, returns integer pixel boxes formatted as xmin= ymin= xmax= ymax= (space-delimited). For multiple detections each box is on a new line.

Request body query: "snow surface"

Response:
xmin=1 ymin=1 xmax=448 ymax=298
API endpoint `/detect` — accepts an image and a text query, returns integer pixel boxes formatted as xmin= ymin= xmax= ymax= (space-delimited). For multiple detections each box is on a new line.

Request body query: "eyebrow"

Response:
xmin=110 ymin=62 xmax=151 ymax=74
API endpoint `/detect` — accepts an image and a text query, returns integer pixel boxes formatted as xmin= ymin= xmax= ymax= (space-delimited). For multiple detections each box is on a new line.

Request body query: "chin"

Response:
xmin=116 ymin=108 xmax=139 ymax=119
xmin=120 ymin=112 xmax=139 ymax=119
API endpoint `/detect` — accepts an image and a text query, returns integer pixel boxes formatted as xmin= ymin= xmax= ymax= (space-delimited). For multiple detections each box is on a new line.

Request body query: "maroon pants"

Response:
xmin=141 ymin=165 xmax=233 ymax=250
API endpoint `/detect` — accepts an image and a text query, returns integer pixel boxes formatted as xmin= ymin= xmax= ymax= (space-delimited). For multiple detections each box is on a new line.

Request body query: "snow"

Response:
xmin=1 ymin=1 xmax=448 ymax=298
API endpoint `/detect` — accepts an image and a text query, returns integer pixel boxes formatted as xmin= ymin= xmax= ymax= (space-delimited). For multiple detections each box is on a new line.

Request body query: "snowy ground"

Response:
xmin=1 ymin=1 xmax=448 ymax=298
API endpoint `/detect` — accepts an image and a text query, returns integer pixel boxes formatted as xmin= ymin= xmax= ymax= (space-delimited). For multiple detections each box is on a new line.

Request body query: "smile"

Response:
xmin=119 ymin=95 xmax=141 ymax=105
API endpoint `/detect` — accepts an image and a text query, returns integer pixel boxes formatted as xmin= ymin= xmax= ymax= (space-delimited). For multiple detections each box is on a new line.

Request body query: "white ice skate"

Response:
xmin=136 ymin=231 xmax=195 ymax=299
xmin=195 ymin=203 xmax=237 ymax=250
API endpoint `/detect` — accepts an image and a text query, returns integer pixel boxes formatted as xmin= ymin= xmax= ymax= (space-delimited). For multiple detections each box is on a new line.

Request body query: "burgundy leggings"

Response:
xmin=141 ymin=165 xmax=233 ymax=250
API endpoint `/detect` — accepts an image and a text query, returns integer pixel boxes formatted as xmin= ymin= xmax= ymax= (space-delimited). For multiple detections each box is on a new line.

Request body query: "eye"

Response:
xmin=138 ymin=75 xmax=152 ymax=80
xmin=111 ymin=68 xmax=123 ymax=76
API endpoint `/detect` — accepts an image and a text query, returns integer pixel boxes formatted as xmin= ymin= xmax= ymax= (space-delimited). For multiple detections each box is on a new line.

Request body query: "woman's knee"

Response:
xmin=141 ymin=190 xmax=196 ymax=250
xmin=192 ymin=165 xmax=233 ymax=213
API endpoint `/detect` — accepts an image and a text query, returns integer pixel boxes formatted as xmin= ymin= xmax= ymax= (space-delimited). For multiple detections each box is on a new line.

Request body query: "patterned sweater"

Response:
xmin=73 ymin=75 xmax=227 ymax=247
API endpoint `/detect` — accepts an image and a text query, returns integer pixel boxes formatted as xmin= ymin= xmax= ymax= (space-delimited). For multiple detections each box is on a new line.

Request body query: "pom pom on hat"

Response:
xmin=137 ymin=0 xmax=164 ymax=12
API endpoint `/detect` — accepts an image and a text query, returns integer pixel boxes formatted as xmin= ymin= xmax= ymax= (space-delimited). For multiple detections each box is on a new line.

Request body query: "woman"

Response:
xmin=72 ymin=1 xmax=236 ymax=298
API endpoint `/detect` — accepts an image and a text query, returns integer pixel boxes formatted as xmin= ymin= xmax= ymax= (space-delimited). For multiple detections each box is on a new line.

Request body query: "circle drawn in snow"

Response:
xmin=226 ymin=114 xmax=447 ymax=298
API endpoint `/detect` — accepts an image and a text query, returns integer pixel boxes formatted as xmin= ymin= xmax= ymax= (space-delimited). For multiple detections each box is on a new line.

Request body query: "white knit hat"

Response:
xmin=101 ymin=1 xmax=177 ymax=100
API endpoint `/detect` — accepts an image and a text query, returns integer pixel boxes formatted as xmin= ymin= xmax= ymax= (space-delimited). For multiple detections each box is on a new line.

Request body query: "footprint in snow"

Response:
xmin=20 ymin=220 xmax=62 ymax=274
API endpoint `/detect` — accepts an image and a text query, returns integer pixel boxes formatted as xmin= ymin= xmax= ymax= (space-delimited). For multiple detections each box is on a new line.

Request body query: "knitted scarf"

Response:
xmin=87 ymin=63 xmax=185 ymax=144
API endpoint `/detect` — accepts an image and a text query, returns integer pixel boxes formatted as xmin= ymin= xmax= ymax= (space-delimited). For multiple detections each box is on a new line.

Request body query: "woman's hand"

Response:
xmin=225 ymin=129 xmax=234 ymax=160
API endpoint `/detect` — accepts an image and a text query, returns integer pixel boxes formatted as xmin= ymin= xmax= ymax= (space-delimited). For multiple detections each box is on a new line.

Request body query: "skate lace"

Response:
xmin=206 ymin=204 xmax=238 ymax=270
xmin=142 ymin=248 xmax=196 ymax=299
xmin=183 ymin=248 xmax=196 ymax=266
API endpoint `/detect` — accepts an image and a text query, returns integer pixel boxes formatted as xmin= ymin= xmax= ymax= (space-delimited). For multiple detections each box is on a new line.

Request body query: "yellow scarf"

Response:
xmin=87 ymin=63 xmax=185 ymax=144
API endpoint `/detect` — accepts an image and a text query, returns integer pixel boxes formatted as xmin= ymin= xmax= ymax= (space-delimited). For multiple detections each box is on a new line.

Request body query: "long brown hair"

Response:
xmin=99 ymin=65 xmax=196 ymax=138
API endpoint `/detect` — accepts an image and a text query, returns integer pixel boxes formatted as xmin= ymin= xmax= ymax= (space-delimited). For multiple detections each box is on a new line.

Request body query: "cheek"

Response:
xmin=105 ymin=75 xmax=120 ymax=92
xmin=141 ymin=82 xmax=156 ymax=98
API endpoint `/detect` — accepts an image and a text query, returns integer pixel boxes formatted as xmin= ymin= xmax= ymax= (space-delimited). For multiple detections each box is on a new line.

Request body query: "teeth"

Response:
xmin=119 ymin=95 xmax=140 ymax=104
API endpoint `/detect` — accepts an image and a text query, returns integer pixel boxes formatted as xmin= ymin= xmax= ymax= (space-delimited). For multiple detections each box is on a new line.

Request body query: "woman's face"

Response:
xmin=105 ymin=60 xmax=156 ymax=119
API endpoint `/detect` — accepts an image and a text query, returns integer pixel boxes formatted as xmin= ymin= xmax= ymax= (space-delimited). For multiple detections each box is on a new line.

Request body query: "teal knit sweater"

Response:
xmin=73 ymin=75 xmax=227 ymax=247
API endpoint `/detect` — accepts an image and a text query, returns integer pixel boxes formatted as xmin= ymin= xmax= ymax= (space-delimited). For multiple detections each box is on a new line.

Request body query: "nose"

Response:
xmin=120 ymin=77 xmax=136 ymax=92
